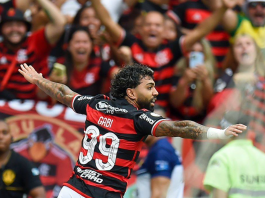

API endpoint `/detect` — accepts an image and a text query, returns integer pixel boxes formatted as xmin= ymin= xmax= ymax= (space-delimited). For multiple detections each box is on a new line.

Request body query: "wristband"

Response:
xmin=207 ymin=127 xmax=230 ymax=139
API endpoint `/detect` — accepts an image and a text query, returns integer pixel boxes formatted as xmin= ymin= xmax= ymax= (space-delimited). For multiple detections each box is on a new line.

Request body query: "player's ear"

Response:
xmin=126 ymin=88 xmax=136 ymax=100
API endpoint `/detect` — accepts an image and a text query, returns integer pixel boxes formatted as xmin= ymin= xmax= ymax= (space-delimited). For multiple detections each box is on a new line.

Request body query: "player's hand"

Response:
xmin=18 ymin=63 xmax=43 ymax=84
xmin=224 ymin=124 xmax=247 ymax=137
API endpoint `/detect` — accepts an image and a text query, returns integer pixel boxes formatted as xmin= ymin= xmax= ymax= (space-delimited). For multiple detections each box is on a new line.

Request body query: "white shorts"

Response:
xmin=58 ymin=186 xmax=85 ymax=198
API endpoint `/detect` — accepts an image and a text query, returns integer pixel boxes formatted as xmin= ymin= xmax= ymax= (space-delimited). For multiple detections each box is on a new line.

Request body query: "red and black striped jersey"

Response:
xmin=167 ymin=0 xmax=230 ymax=68
xmin=64 ymin=94 xmax=167 ymax=198
xmin=57 ymin=55 xmax=112 ymax=96
xmin=0 ymin=28 xmax=51 ymax=99
xmin=117 ymin=30 xmax=185 ymax=108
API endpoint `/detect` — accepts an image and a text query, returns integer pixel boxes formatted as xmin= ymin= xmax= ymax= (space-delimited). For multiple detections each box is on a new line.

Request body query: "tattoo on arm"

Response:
xmin=36 ymin=78 xmax=77 ymax=107
xmin=155 ymin=120 xmax=209 ymax=140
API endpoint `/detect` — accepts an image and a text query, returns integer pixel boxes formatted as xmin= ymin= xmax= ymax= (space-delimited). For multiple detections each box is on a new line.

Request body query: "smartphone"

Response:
xmin=189 ymin=52 xmax=204 ymax=68
xmin=52 ymin=63 xmax=66 ymax=77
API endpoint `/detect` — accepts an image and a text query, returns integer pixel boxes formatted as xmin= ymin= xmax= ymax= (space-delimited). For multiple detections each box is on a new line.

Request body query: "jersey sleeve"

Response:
xmin=20 ymin=156 xmax=43 ymax=193
xmin=72 ymin=94 xmax=94 ymax=115
xmin=148 ymin=150 xmax=174 ymax=179
xmin=134 ymin=111 xmax=167 ymax=136
xmin=203 ymin=153 xmax=231 ymax=193
xmin=116 ymin=29 xmax=137 ymax=47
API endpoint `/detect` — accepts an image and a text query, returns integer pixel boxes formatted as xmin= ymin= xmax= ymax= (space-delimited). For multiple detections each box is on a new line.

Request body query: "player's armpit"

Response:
xmin=155 ymin=120 xmax=208 ymax=139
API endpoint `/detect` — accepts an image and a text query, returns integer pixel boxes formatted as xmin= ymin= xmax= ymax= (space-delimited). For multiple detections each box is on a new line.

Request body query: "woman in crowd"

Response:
xmin=207 ymin=34 xmax=265 ymax=115
xmin=54 ymin=26 xmax=117 ymax=96
xmin=169 ymin=39 xmax=216 ymax=123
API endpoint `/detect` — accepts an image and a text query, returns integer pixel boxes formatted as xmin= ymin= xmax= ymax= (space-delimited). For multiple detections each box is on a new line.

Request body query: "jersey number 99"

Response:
xmin=79 ymin=125 xmax=120 ymax=171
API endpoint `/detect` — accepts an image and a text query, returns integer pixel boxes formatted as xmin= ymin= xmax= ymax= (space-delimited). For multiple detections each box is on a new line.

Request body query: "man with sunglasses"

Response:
xmin=221 ymin=0 xmax=265 ymax=53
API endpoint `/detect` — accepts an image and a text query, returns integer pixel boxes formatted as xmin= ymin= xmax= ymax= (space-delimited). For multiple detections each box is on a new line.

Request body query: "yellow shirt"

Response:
xmin=230 ymin=14 xmax=265 ymax=49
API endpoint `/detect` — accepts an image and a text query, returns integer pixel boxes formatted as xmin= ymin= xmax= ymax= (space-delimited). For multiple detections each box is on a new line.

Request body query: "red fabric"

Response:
xmin=0 ymin=28 xmax=51 ymax=99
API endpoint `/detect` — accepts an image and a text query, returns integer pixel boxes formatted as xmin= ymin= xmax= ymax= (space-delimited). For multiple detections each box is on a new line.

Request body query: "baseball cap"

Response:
xmin=0 ymin=8 xmax=31 ymax=31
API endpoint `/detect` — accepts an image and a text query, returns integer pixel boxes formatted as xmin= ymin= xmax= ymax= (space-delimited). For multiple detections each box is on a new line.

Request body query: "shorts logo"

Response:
xmin=3 ymin=169 xmax=16 ymax=186
xmin=96 ymin=101 xmax=128 ymax=114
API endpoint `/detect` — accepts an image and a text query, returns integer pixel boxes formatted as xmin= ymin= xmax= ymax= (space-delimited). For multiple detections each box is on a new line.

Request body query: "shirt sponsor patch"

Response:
xmin=139 ymin=113 xmax=155 ymax=124
xmin=96 ymin=101 xmax=128 ymax=114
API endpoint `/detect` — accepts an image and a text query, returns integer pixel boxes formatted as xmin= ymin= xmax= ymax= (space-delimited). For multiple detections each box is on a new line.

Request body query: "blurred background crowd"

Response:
xmin=1 ymin=0 xmax=265 ymax=197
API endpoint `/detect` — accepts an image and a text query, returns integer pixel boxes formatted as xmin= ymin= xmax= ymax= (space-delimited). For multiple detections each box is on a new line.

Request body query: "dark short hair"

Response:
xmin=110 ymin=64 xmax=154 ymax=99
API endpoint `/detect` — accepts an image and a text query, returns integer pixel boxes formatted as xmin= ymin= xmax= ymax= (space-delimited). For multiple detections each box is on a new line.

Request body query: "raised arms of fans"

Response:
xmin=91 ymin=0 xmax=123 ymax=44
xmin=19 ymin=64 xmax=77 ymax=108
xmin=155 ymin=120 xmax=246 ymax=140
xmin=184 ymin=0 xmax=238 ymax=51
xmin=35 ymin=0 xmax=66 ymax=45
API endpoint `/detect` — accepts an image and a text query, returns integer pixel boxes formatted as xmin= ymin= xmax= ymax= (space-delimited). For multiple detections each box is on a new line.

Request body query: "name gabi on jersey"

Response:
xmin=98 ymin=116 xmax=113 ymax=128
xmin=96 ymin=101 xmax=128 ymax=114
xmin=76 ymin=167 xmax=103 ymax=183
xmin=139 ymin=113 xmax=155 ymax=124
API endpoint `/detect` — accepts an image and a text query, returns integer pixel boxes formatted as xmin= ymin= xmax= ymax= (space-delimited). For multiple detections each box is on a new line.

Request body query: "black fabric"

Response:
xmin=0 ymin=150 xmax=42 ymax=198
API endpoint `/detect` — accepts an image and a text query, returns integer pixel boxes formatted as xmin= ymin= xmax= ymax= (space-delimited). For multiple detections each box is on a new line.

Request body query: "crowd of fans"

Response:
xmin=1 ymin=0 xmax=265 ymax=197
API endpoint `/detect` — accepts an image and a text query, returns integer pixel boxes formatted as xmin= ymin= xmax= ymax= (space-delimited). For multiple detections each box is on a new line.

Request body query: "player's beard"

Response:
xmin=137 ymin=98 xmax=155 ymax=112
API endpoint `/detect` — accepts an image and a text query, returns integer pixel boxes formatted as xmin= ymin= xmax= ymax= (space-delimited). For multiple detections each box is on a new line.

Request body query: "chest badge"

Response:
xmin=2 ymin=169 xmax=16 ymax=186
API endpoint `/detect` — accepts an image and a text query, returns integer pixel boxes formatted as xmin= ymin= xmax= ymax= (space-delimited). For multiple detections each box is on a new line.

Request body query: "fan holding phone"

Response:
xmin=169 ymin=40 xmax=216 ymax=122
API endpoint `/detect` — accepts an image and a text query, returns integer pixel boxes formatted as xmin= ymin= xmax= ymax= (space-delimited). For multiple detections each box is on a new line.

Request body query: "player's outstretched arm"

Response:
xmin=19 ymin=63 xmax=78 ymax=108
xmin=155 ymin=120 xmax=247 ymax=140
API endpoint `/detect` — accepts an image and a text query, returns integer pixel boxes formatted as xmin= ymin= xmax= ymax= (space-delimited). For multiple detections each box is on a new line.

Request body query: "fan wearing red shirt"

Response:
xmin=0 ymin=0 xmax=65 ymax=100
xmin=91 ymin=0 xmax=238 ymax=114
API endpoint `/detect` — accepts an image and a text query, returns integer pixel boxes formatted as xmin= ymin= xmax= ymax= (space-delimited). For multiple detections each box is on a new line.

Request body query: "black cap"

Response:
xmin=0 ymin=8 xmax=31 ymax=31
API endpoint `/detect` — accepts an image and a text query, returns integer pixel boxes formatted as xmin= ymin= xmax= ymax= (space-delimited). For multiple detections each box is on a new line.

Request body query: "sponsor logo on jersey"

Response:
xmin=76 ymin=167 xmax=103 ymax=183
xmin=139 ymin=113 xmax=155 ymax=124
xmin=96 ymin=101 xmax=128 ymax=114
xmin=77 ymin=96 xmax=93 ymax=101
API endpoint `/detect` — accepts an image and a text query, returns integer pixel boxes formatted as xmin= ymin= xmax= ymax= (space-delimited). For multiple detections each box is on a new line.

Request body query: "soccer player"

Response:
xmin=19 ymin=63 xmax=246 ymax=198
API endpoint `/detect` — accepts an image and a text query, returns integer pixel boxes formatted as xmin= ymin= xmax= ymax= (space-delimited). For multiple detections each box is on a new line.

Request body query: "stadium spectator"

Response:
xmin=0 ymin=119 xmax=46 ymax=198
xmin=54 ymin=26 xmax=117 ymax=96
xmin=221 ymin=0 xmax=265 ymax=52
xmin=167 ymin=0 xmax=230 ymax=73
xmin=19 ymin=63 xmax=246 ymax=198
xmin=91 ymin=0 xmax=237 ymax=115
xmin=169 ymin=39 xmax=216 ymax=122
xmin=0 ymin=0 xmax=65 ymax=100
xmin=204 ymin=112 xmax=265 ymax=198
xmin=163 ymin=16 xmax=180 ymax=41
xmin=136 ymin=136 xmax=184 ymax=198
xmin=207 ymin=34 xmax=265 ymax=115
xmin=13 ymin=124 xmax=74 ymax=198
xmin=220 ymin=0 xmax=265 ymax=71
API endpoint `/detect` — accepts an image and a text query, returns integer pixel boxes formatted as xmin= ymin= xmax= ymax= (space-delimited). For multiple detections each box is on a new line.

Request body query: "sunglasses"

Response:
xmin=248 ymin=2 xmax=265 ymax=8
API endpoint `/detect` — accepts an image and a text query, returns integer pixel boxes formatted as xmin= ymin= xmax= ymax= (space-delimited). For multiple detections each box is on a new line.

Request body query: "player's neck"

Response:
xmin=125 ymin=96 xmax=140 ymax=109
